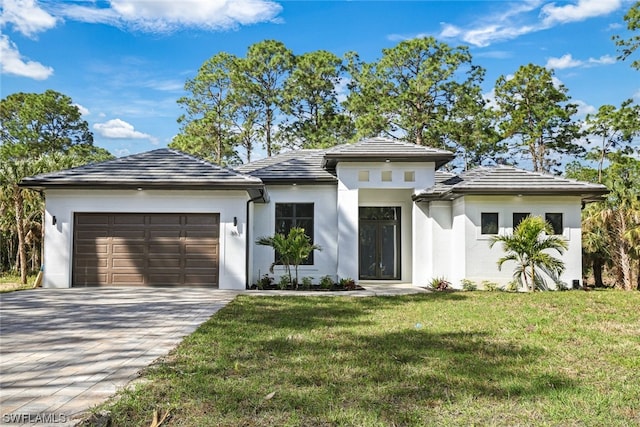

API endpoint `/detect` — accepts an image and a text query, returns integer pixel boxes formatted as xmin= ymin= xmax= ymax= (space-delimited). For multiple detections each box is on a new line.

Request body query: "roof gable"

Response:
xmin=322 ymin=137 xmax=454 ymax=169
xmin=20 ymin=149 xmax=264 ymax=192
xmin=415 ymin=166 xmax=609 ymax=202
xmin=235 ymin=149 xmax=337 ymax=183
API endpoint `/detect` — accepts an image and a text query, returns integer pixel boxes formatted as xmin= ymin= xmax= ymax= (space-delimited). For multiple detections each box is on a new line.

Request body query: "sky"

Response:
xmin=1 ymin=0 xmax=638 ymax=159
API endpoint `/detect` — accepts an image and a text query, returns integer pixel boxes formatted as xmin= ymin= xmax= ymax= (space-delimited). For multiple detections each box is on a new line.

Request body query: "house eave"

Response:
xmin=18 ymin=180 xmax=266 ymax=193
xmin=322 ymin=154 xmax=454 ymax=170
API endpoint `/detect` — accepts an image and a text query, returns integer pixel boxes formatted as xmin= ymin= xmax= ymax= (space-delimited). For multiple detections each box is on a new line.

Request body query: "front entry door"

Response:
xmin=359 ymin=207 xmax=401 ymax=280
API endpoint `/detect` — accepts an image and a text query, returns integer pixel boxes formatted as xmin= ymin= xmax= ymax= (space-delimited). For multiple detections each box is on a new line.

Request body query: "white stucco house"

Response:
xmin=21 ymin=137 xmax=608 ymax=290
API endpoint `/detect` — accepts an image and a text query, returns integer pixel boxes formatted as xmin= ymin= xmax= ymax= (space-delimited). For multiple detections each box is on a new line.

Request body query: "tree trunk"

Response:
xmin=14 ymin=186 xmax=28 ymax=285
xmin=593 ymin=258 xmax=604 ymax=288
xmin=615 ymin=211 xmax=633 ymax=290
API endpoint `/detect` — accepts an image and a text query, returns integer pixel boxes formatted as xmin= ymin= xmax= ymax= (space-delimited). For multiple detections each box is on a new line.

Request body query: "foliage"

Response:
xmin=428 ymin=276 xmax=450 ymax=291
xmin=232 ymin=40 xmax=294 ymax=157
xmin=338 ymin=277 xmax=356 ymax=290
xmin=461 ymin=279 xmax=477 ymax=291
xmin=345 ymin=37 xmax=485 ymax=149
xmin=95 ymin=292 xmax=640 ymax=426
xmin=490 ymin=215 xmax=568 ymax=291
xmin=301 ymin=276 xmax=313 ymax=289
xmin=481 ymin=280 xmax=499 ymax=291
xmin=567 ymin=157 xmax=640 ymax=290
xmin=614 ymin=1 xmax=640 ymax=69
xmin=278 ymin=274 xmax=292 ymax=290
xmin=0 ymin=90 xmax=112 ymax=282
xmin=256 ymin=227 xmax=321 ymax=288
xmin=584 ymin=99 xmax=640 ymax=182
xmin=319 ymin=274 xmax=334 ymax=289
xmin=494 ymin=64 xmax=582 ymax=173
xmin=172 ymin=52 xmax=240 ymax=165
xmin=279 ymin=50 xmax=354 ymax=149
xmin=255 ymin=274 xmax=273 ymax=290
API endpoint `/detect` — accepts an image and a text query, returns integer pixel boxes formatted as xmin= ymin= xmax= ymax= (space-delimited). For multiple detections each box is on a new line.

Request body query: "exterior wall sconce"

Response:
xmin=52 ymin=216 xmax=57 ymax=225
xmin=233 ymin=216 xmax=238 ymax=227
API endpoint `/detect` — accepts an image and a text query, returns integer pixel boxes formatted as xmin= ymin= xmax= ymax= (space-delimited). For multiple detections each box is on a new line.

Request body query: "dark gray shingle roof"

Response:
xmin=414 ymin=166 xmax=609 ymax=202
xmin=323 ymin=137 xmax=454 ymax=169
xmin=20 ymin=149 xmax=264 ymax=192
xmin=235 ymin=149 xmax=337 ymax=183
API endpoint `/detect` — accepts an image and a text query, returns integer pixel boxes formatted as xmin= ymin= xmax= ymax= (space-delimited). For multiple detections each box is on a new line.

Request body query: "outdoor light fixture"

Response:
xmin=137 ymin=187 xmax=143 ymax=191
xmin=52 ymin=216 xmax=57 ymax=225
xmin=233 ymin=216 xmax=238 ymax=227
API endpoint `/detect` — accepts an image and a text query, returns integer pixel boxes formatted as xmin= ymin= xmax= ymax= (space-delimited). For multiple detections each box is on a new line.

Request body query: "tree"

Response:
xmin=345 ymin=37 xmax=485 ymax=148
xmin=1 ymin=90 xmax=94 ymax=160
xmin=494 ymin=64 xmax=582 ymax=173
xmin=172 ymin=52 xmax=239 ymax=165
xmin=614 ymin=1 xmax=640 ymax=69
xmin=279 ymin=50 xmax=354 ymax=149
xmin=233 ymin=40 xmax=294 ymax=157
xmin=599 ymin=156 xmax=640 ymax=290
xmin=442 ymin=87 xmax=502 ymax=170
xmin=566 ymin=157 xmax=640 ymax=290
xmin=490 ymin=215 xmax=568 ymax=291
xmin=584 ymin=99 xmax=640 ymax=182
xmin=1 ymin=90 xmax=112 ymax=283
xmin=256 ymin=227 xmax=321 ymax=288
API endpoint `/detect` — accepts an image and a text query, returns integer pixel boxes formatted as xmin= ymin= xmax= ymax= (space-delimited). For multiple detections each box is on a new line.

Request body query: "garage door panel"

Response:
xmin=113 ymin=215 xmax=146 ymax=225
xmin=112 ymin=273 xmax=145 ymax=285
xmin=73 ymin=213 xmax=219 ymax=287
xmin=148 ymin=258 xmax=181 ymax=268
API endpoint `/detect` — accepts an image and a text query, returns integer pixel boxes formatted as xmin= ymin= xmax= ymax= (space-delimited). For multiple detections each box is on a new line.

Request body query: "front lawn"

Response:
xmin=95 ymin=291 xmax=640 ymax=426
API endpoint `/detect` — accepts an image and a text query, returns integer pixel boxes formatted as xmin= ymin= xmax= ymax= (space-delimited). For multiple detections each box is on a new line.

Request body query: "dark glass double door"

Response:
xmin=359 ymin=207 xmax=400 ymax=280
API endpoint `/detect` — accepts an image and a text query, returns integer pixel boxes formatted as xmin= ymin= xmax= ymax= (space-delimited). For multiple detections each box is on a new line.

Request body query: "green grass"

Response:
xmin=0 ymin=273 xmax=37 ymax=293
xmin=96 ymin=291 xmax=640 ymax=426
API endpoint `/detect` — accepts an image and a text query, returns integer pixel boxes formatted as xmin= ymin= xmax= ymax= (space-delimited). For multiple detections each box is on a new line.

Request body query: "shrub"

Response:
xmin=278 ymin=274 xmax=292 ymax=290
xmin=339 ymin=277 xmax=356 ymax=290
xmin=461 ymin=279 xmax=477 ymax=291
xmin=319 ymin=275 xmax=334 ymax=289
xmin=428 ymin=276 xmax=450 ymax=291
xmin=482 ymin=280 xmax=499 ymax=291
xmin=256 ymin=274 xmax=273 ymax=290
xmin=301 ymin=276 xmax=313 ymax=290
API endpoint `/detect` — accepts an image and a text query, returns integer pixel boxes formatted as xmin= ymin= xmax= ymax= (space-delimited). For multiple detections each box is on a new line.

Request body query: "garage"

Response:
xmin=73 ymin=213 xmax=219 ymax=287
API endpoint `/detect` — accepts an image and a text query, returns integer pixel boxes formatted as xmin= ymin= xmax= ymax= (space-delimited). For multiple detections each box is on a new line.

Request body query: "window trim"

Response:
xmin=512 ymin=212 xmax=530 ymax=230
xmin=545 ymin=212 xmax=563 ymax=235
xmin=481 ymin=212 xmax=499 ymax=235
xmin=274 ymin=202 xmax=315 ymax=265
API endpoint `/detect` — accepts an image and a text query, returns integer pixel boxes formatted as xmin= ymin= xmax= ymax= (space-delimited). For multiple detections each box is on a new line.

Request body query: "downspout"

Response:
xmin=245 ymin=189 xmax=265 ymax=289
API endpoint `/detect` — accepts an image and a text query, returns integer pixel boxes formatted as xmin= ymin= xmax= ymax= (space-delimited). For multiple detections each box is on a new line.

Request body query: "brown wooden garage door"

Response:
xmin=73 ymin=213 xmax=219 ymax=287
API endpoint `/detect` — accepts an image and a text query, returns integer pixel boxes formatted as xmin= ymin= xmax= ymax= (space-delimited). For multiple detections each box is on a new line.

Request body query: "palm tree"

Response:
xmin=490 ymin=216 xmax=569 ymax=291
xmin=256 ymin=227 xmax=321 ymax=288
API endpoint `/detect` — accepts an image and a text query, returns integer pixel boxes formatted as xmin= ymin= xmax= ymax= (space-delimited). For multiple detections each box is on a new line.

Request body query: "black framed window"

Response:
xmin=481 ymin=213 xmax=499 ymax=235
xmin=546 ymin=213 xmax=563 ymax=235
xmin=275 ymin=203 xmax=314 ymax=264
xmin=513 ymin=212 xmax=530 ymax=230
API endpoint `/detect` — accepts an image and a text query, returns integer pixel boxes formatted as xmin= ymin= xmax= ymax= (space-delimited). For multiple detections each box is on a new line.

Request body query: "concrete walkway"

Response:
xmin=0 ymin=288 xmax=238 ymax=426
xmin=0 ymin=284 xmax=426 ymax=426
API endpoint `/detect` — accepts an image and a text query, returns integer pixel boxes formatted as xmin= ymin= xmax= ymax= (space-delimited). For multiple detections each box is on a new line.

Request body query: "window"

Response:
xmin=481 ymin=213 xmax=499 ymax=235
xmin=513 ymin=212 xmax=530 ymax=229
xmin=358 ymin=170 xmax=369 ymax=182
xmin=404 ymin=171 xmax=415 ymax=182
xmin=546 ymin=213 xmax=563 ymax=235
xmin=381 ymin=170 xmax=392 ymax=182
xmin=275 ymin=203 xmax=314 ymax=264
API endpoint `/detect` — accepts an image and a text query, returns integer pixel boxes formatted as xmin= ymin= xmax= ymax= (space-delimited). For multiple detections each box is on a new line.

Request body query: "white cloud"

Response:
xmin=94 ymin=118 xmax=158 ymax=144
xmin=59 ymin=0 xmax=282 ymax=33
xmin=0 ymin=35 xmax=53 ymax=80
xmin=0 ymin=0 xmax=57 ymax=37
xmin=437 ymin=0 xmax=623 ymax=47
xmin=545 ymin=53 xmax=617 ymax=69
xmin=574 ymin=99 xmax=597 ymax=118
xmin=74 ymin=104 xmax=90 ymax=116
xmin=541 ymin=0 xmax=621 ymax=25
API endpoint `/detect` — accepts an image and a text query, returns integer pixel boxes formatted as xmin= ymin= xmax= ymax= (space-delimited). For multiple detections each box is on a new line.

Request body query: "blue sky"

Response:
xmin=1 ymin=0 xmax=638 ymax=159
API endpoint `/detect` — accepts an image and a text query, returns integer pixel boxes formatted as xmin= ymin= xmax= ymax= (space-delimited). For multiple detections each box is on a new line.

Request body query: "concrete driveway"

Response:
xmin=0 ymin=287 xmax=239 ymax=425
